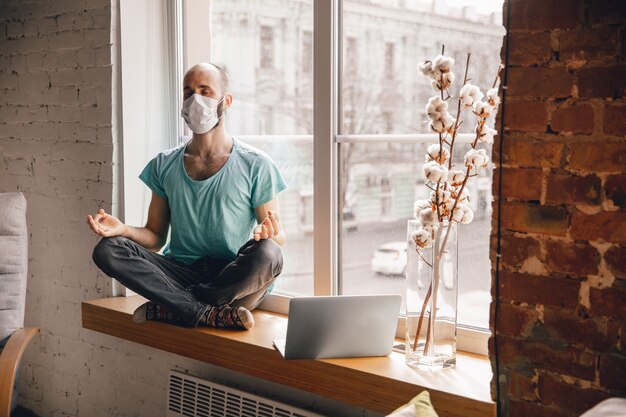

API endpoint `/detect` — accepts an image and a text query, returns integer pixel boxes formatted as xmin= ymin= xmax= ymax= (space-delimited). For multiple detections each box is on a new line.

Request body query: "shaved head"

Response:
xmin=184 ymin=62 xmax=230 ymax=96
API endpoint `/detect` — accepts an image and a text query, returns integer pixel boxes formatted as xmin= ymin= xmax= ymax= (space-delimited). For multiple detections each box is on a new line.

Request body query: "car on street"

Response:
xmin=371 ymin=241 xmax=407 ymax=276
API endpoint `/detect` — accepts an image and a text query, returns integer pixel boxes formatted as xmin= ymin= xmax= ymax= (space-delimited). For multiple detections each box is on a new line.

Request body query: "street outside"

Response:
xmin=274 ymin=217 xmax=493 ymax=329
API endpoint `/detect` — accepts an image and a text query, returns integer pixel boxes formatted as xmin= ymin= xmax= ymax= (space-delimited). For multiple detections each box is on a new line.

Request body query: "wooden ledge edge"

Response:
xmin=82 ymin=297 xmax=495 ymax=417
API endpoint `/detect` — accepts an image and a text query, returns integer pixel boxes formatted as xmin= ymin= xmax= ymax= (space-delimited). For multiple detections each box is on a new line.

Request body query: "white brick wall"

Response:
xmin=0 ymin=1 xmax=382 ymax=416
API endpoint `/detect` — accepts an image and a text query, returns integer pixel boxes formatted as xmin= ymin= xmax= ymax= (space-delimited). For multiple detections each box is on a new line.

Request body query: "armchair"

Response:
xmin=0 ymin=192 xmax=39 ymax=417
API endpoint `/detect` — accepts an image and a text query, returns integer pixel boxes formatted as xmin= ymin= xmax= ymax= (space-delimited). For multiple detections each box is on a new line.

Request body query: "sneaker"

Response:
xmin=200 ymin=305 xmax=255 ymax=330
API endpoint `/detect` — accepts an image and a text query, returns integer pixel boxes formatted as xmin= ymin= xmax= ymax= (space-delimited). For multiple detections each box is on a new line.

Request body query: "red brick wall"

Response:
xmin=490 ymin=1 xmax=625 ymax=416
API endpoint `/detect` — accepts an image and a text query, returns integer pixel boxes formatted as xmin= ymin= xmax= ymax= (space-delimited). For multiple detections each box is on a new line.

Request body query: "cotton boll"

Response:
xmin=478 ymin=126 xmax=498 ymax=144
xmin=443 ymin=114 xmax=456 ymax=133
xmin=418 ymin=61 xmax=433 ymax=77
xmin=487 ymin=88 xmax=501 ymax=109
xmin=419 ymin=207 xmax=438 ymax=226
xmin=426 ymin=144 xmax=450 ymax=164
xmin=427 ymin=96 xmax=447 ymax=116
xmin=473 ymin=101 xmax=493 ymax=118
xmin=433 ymin=55 xmax=454 ymax=74
xmin=440 ymin=72 xmax=455 ymax=89
xmin=459 ymin=83 xmax=484 ymax=109
xmin=464 ymin=148 xmax=490 ymax=169
xmin=448 ymin=170 xmax=466 ymax=186
xmin=430 ymin=119 xmax=445 ymax=133
xmin=411 ymin=227 xmax=433 ymax=249
xmin=423 ymin=161 xmax=448 ymax=183
xmin=413 ymin=199 xmax=432 ymax=219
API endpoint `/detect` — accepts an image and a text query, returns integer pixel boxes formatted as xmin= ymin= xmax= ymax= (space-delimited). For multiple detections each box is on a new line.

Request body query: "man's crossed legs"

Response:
xmin=92 ymin=237 xmax=283 ymax=330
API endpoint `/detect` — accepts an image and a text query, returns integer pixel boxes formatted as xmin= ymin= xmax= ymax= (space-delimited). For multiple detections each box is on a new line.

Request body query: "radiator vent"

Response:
xmin=167 ymin=370 xmax=325 ymax=417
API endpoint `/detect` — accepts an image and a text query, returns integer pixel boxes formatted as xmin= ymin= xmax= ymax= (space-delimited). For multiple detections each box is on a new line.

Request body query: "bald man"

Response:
xmin=88 ymin=63 xmax=286 ymax=330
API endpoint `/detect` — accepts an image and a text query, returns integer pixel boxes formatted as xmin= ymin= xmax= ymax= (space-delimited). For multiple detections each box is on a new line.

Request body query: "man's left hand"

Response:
xmin=253 ymin=210 xmax=281 ymax=241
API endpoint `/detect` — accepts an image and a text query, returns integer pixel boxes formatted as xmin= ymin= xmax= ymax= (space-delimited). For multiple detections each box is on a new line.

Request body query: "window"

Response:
xmin=302 ymin=30 xmax=313 ymax=74
xmin=121 ymin=0 xmax=504 ymax=353
xmin=338 ymin=0 xmax=505 ymax=338
xmin=345 ymin=37 xmax=357 ymax=76
xmin=384 ymin=42 xmax=395 ymax=79
xmin=260 ymin=25 xmax=274 ymax=69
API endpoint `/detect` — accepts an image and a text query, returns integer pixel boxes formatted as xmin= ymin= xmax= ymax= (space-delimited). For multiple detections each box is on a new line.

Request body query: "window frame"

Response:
xmin=135 ymin=0 xmax=492 ymax=355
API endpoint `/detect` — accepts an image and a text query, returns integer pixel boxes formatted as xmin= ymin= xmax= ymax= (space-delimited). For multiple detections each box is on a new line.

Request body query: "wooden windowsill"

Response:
xmin=81 ymin=296 xmax=495 ymax=417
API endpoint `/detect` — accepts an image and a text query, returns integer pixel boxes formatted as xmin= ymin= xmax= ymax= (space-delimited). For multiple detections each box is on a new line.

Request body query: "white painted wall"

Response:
xmin=0 ymin=1 xmax=381 ymax=416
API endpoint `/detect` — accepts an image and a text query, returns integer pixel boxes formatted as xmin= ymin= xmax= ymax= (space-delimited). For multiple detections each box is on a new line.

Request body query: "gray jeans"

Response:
xmin=92 ymin=236 xmax=283 ymax=326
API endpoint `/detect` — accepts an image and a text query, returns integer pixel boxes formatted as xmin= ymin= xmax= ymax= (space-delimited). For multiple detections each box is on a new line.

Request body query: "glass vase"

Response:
xmin=405 ymin=219 xmax=458 ymax=368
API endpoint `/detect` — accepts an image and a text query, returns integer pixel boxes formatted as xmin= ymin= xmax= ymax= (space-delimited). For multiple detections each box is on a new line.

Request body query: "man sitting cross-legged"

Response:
xmin=87 ymin=63 xmax=286 ymax=330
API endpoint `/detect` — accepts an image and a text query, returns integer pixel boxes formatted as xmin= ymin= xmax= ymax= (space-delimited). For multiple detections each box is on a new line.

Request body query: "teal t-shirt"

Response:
xmin=139 ymin=138 xmax=287 ymax=265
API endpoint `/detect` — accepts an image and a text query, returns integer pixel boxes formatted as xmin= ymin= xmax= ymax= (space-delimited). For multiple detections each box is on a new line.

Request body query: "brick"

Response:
xmin=603 ymin=104 xmax=626 ymax=137
xmin=546 ymin=173 xmax=601 ymax=205
xmin=504 ymin=101 xmax=548 ymax=132
xmin=570 ymin=210 xmax=626 ymax=244
xmin=508 ymin=370 xmax=537 ymax=401
xmin=599 ymin=353 xmax=626 ymax=390
xmin=590 ymin=283 xmax=626 ymax=320
xmin=497 ymin=336 xmax=597 ymax=380
xmin=589 ymin=0 xmax=626 ymax=25
xmin=545 ymin=239 xmax=599 ymax=276
xmin=498 ymin=167 xmax=543 ymax=201
xmin=499 ymin=271 xmax=580 ymax=308
xmin=559 ymin=28 xmax=619 ymax=62
xmin=508 ymin=0 xmax=581 ymax=31
xmin=496 ymin=302 xmax=540 ymax=337
xmin=578 ymin=65 xmax=626 ymax=99
xmin=507 ymin=32 xmax=552 ymax=66
xmin=507 ymin=67 xmax=574 ymax=98
xmin=538 ymin=373 xmax=611 ymax=415
xmin=509 ymin=400 xmax=570 ymax=417
xmin=501 ymin=202 xmax=569 ymax=236
xmin=502 ymin=136 xmax=564 ymax=168
xmin=37 ymin=17 xmax=58 ymax=35
xmin=543 ymin=307 xmax=619 ymax=351
xmin=550 ymin=104 xmax=594 ymax=135
xmin=604 ymin=245 xmax=626 ymax=279
xmin=568 ymin=142 xmax=626 ymax=173
xmin=500 ymin=232 xmax=542 ymax=268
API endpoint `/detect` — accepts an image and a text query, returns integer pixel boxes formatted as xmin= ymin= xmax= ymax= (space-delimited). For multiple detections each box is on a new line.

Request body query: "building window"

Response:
xmin=260 ymin=25 xmax=274 ymax=69
xmin=302 ymin=30 xmax=313 ymax=74
xmin=384 ymin=42 xmax=395 ymax=79
xmin=346 ymin=37 xmax=357 ymax=76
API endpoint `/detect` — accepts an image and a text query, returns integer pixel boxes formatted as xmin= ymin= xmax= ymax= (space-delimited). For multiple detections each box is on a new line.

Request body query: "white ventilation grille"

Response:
xmin=167 ymin=370 xmax=325 ymax=417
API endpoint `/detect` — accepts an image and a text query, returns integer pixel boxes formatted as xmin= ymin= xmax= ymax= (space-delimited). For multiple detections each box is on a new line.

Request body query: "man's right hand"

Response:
xmin=87 ymin=209 xmax=128 ymax=238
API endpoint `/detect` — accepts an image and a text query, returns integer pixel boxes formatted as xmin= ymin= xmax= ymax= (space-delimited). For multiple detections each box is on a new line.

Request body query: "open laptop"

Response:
xmin=273 ymin=294 xmax=402 ymax=360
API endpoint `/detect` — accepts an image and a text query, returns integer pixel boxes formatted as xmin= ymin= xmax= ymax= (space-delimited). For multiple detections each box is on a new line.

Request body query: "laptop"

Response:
xmin=273 ymin=294 xmax=402 ymax=360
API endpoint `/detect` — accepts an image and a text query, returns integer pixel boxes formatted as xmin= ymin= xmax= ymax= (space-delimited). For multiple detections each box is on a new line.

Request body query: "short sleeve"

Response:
xmin=139 ymin=157 xmax=168 ymax=199
xmin=250 ymin=156 xmax=287 ymax=208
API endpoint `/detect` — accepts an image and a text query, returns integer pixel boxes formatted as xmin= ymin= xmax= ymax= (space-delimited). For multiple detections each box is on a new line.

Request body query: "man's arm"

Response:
xmin=254 ymin=198 xmax=286 ymax=247
xmin=123 ymin=192 xmax=171 ymax=251
xmin=87 ymin=192 xmax=170 ymax=252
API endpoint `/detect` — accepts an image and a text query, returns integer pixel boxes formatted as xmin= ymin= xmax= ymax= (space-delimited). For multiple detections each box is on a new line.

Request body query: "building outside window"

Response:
xmin=260 ymin=25 xmax=274 ymax=69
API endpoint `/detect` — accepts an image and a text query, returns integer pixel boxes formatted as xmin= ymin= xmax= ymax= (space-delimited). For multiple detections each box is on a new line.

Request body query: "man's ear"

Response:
xmin=224 ymin=93 xmax=233 ymax=111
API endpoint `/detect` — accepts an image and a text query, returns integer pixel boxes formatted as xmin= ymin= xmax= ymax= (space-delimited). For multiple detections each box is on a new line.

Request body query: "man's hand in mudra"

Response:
xmin=87 ymin=208 xmax=127 ymax=238
xmin=253 ymin=210 xmax=282 ymax=242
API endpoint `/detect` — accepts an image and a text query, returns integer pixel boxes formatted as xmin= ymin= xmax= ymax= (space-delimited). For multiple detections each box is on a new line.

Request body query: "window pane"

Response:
xmin=339 ymin=141 xmax=493 ymax=327
xmin=188 ymin=0 xmax=314 ymax=295
xmin=340 ymin=0 xmax=504 ymax=135
xmin=339 ymin=0 xmax=504 ymax=328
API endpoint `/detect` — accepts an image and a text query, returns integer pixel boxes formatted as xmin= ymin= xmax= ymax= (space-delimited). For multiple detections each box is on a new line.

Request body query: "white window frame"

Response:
xmin=115 ymin=0 xmax=491 ymax=355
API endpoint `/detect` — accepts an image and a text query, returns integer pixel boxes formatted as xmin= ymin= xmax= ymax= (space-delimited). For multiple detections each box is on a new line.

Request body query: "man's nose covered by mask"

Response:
xmin=181 ymin=94 xmax=226 ymax=134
